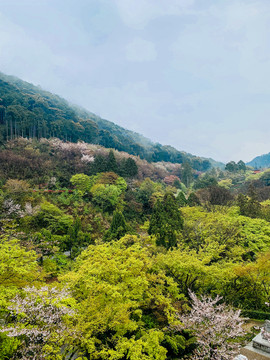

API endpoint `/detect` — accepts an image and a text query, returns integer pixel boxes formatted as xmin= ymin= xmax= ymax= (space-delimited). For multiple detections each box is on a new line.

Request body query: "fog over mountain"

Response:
xmin=1 ymin=0 xmax=270 ymax=162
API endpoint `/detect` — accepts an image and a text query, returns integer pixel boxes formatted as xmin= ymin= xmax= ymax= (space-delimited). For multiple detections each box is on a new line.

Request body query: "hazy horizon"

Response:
xmin=1 ymin=0 xmax=270 ymax=163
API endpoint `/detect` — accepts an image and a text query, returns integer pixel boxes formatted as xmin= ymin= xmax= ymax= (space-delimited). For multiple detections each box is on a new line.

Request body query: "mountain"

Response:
xmin=0 ymin=72 xmax=223 ymax=170
xmin=246 ymin=153 xmax=270 ymax=169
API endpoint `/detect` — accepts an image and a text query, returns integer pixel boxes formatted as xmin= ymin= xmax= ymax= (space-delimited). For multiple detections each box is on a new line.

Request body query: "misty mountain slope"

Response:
xmin=0 ymin=72 xmax=222 ymax=169
xmin=247 ymin=153 xmax=270 ymax=169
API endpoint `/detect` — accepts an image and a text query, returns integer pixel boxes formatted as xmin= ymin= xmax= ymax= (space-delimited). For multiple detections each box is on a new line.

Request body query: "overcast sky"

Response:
xmin=0 ymin=0 xmax=270 ymax=162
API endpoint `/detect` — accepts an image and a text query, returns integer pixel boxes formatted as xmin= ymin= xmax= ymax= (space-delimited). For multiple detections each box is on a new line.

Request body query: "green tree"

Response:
xmin=176 ymin=191 xmax=187 ymax=207
xmin=149 ymin=193 xmax=183 ymax=249
xmin=225 ymin=161 xmax=237 ymax=172
xmin=121 ymin=157 xmax=138 ymax=177
xmin=61 ymin=236 xmax=189 ymax=360
xmin=107 ymin=150 xmax=118 ymax=173
xmin=104 ymin=210 xmax=128 ymax=241
xmin=237 ymin=160 xmax=246 ymax=171
xmin=90 ymin=184 xmax=122 ymax=211
xmin=187 ymin=192 xmax=201 ymax=206
xmin=70 ymin=173 xmax=92 ymax=195
xmin=181 ymin=162 xmax=193 ymax=187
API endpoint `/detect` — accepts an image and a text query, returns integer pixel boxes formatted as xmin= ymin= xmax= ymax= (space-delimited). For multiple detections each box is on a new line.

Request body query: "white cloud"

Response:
xmin=114 ymin=0 xmax=194 ymax=28
xmin=0 ymin=12 xmax=68 ymax=86
xmin=126 ymin=37 xmax=157 ymax=62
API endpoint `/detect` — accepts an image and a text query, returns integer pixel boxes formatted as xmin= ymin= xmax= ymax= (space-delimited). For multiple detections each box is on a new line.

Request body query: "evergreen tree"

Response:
xmin=176 ymin=191 xmax=187 ymax=207
xmin=122 ymin=157 xmax=138 ymax=177
xmin=107 ymin=150 xmax=117 ymax=173
xmin=66 ymin=216 xmax=81 ymax=258
xmin=104 ymin=210 xmax=128 ymax=241
xmin=148 ymin=193 xmax=183 ymax=249
xmin=182 ymin=162 xmax=193 ymax=187
xmin=92 ymin=155 xmax=107 ymax=174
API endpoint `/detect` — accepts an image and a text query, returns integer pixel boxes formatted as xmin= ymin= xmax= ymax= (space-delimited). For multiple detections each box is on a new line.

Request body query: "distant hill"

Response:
xmin=0 ymin=72 xmax=223 ymax=170
xmin=246 ymin=153 xmax=270 ymax=169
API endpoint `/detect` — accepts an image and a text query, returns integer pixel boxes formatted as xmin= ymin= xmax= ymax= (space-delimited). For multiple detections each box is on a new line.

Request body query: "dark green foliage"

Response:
xmin=176 ymin=191 xmax=187 ymax=207
xmin=225 ymin=160 xmax=246 ymax=172
xmin=66 ymin=217 xmax=81 ymax=258
xmin=187 ymin=193 xmax=201 ymax=206
xmin=106 ymin=150 xmax=117 ymax=173
xmin=162 ymin=330 xmax=196 ymax=360
xmin=173 ymin=179 xmax=182 ymax=189
xmin=241 ymin=309 xmax=270 ymax=320
xmin=237 ymin=160 xmax=246 ymax=171
xmin=91 ymin=155 xmax=108 ymax=174
xmin=0 ymin=72 xmax=218 ymax=167
xmin=104 ymin=210 xmax=128 ymax=241
xmin=148 ymin=193 xmax=183 ymax=249
xmin=225 ymin=161 xmax=237 ymax=172
xmin=120 ymin=157 xmax=138 ymax=177
xmin=194 ymin=174 xmax=218 ymax=190
xmin=191 ymin=158 xmax=211 ymax=172
xmin=181 ymin=162 xmax=193 ymax=187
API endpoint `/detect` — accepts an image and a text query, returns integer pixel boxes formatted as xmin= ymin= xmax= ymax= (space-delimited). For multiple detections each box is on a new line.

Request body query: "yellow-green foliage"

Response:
xmin=61 ymin=235 xmax=182 ymax=359
xmin=181 ymin=206 xmax=270 ymax=257
xmin=218 ymin=179 xmax=233 ymax=189
xmin=0 ymin=235 xmax=40 ymax=306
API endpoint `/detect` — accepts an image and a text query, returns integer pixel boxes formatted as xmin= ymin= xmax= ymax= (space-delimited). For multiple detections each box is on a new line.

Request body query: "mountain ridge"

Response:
xmin=247 ymin=152 xmax=270 ymax=169
xmin=0 ymin=72 xmax=223 ymax=170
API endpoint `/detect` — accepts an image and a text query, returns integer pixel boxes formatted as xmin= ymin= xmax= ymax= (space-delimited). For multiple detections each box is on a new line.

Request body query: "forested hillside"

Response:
xmin=0 ymin=136 xmax=269 ymax=359
xmin=0 ymin=72 xmax=222 ymax=170
xmin=247 ymin=152 xmax=270 ymax=169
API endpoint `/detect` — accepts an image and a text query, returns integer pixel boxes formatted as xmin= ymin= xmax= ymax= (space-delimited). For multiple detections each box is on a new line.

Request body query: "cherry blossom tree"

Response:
xmin=173 ymin=290 xmax=246 ymax=360
xmin=0 ymin=286 xmax=76 ymax=360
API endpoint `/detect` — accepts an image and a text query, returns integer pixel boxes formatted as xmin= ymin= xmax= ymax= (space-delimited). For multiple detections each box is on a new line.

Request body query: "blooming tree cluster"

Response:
xmin=1 ymin=286 xmax=75 ymax=360
xmin=174 ymin=291 xmax=246 ymax=360
xmin=3 ymin=199 xmax=22 ymax=218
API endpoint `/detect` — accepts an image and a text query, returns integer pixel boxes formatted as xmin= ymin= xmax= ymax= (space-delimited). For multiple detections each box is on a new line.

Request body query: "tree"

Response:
xmin=193 ymin=175 xmax=217 ymax=190
xmin=107 ymin=150 xmax=118 ymax=173
xmin=237 ymin=160 xmax=246 ymax=171
xmin=4 ymin=179 xmax=31 ymax=204
xmin=90 ymin=183 xmax=122 ymax=211
xmin=149 ymin=193 xmax=183 ymax=249
xmin=137 ymin=178 xmax=162 ymax=212
xmin=70 ymin=173 xmax=92 ymax=195
xmin=181 ymin=162 xmax=193 ymax=187
xmin=237 ymin=187 xmax=261 ymax=218
xmin=187 ymin=192 xmax=201 ymax=206
xmin=121 ymin=157 xmax=138 ymax=177
xmin=61 ymin=236 xmax=187 ymax=359
xmin=174 ymin=291 xmax=245 ymax=360
xmin=225 ymin=161 xmax=237 ymax=172
xmin=104 ymin=210 xmax=128 ymax=241
xmin=0 ymin=286 xmax=76 ymax=360
xmin=176 ymin=191 xmax=187 ymax=207
xmin=208 ymin=185 xmax=233 ymax=206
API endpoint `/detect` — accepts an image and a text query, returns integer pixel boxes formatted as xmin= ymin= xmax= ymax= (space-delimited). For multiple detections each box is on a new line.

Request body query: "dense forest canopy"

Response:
xmin=0 ymin=73 xmax=269 ymax=360
xmin=0 ymin=134 xmax=269 ymax=359
xmin=0 ymin=72 xmax=222 ymax=170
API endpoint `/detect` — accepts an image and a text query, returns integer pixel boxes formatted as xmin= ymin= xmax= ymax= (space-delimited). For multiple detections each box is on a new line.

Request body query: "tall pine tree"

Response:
xmin=148 ymin=193 xmax=183 ymax=249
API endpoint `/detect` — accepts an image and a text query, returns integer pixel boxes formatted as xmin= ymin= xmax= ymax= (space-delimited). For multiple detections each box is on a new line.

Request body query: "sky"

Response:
xmin=0 ymin=0 xmax=270 ymax=163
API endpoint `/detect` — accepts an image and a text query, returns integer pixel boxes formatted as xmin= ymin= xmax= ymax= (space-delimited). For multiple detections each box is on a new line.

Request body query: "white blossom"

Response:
xmin=173 ymin=290 xmax=246 ymax=360
xmin=0 ymin=286 xmax=76 ymax=359
xmin=81 ymin=154 xmax=94 ymax=163
xmin=2 ymin=199 xmax=22 ymax=217
xmin=23 ymin=202 xmax=40 ymax=216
